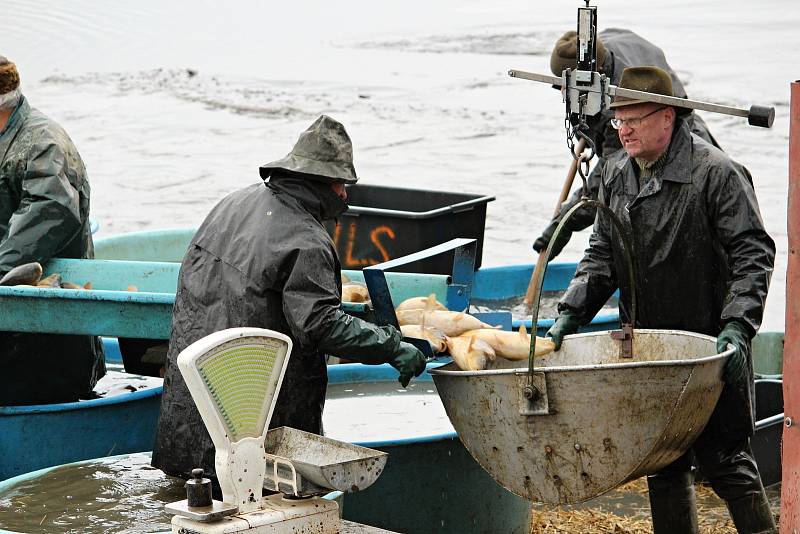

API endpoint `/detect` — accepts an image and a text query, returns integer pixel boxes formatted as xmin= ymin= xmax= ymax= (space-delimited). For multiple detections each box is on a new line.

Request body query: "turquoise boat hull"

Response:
xmin=0 ymin=388 xmax=161 ymax=481
xmin=0 ymin=362 xmax=529 ymax=534
xmin=327 ymin=363 xmax=531 ymax=533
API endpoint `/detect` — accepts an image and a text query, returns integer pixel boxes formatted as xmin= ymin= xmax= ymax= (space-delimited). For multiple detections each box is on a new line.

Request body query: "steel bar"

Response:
xmin=508 ymin=68 xmax=774 ymax=127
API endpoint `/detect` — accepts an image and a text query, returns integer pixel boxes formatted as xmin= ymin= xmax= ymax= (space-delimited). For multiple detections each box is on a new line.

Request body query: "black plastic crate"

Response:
xmin=325 ymin=184 xmax=494 ymax=274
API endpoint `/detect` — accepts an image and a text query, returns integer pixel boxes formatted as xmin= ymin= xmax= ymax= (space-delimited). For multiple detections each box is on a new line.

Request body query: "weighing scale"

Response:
xmin=164 ymin=327 xmax=397 ymax=533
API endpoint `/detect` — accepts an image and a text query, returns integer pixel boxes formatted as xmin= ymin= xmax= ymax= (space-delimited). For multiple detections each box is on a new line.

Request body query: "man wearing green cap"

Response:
xmin=0 ymin=55 xmax=105 ymax=405
xmin=533 ymin=28 xmax=719 ymax=259
xmin=152 ymin=115 xmax=427 ymax=483
xmin=547 ymin=66 xmax=776 ymax=533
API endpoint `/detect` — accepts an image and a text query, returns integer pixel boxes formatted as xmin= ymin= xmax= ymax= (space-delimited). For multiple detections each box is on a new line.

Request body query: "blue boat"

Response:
xmin=0 ymin=385 xmax=161 ymax=481
xmin=0 ymin=362 xmax=531 ymax=533
xmin=0 ymin=230 xmax=780 ymax=486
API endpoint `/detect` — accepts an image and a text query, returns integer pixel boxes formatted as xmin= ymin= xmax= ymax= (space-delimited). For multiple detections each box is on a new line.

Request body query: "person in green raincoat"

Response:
xmin=547 ymin=67 xmax=777 ymax=533
xmin=0 ymin=56 xmax=105 ymax=405
xmin=152 ymin=115 xmax=427 ymax=483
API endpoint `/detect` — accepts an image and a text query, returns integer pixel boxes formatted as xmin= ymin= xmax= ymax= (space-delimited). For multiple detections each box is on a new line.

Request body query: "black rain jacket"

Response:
xmin=559 ymin=119 xmax=775 ymax=438
xmin=152 ymin=173 xmax=404 ymax=480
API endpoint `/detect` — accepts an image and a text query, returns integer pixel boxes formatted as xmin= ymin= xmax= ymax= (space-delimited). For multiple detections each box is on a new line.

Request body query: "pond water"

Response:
xmin=4 ymin=0 xmax=794 ymax=333
xmin=470 ymin=290 xmax=619 ymax=323
xmin=323 ymin=379 xmax=453 ymax=443
xmin=0 ymin=453 xmax=181 ymax=534
xmin=91 ymin=364 xmax=163 ymax=398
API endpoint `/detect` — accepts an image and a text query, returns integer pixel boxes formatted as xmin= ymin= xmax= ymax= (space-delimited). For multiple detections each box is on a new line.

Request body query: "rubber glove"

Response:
xmin=716 ymin=320 xmax=751 ymax=385
xmin=532 ymin=219 xmax=571 ymax=259
xmin=389 ymin=341 xmax=427 ymax=387
xmin=545 ymin=313 xmax=581 ymax=351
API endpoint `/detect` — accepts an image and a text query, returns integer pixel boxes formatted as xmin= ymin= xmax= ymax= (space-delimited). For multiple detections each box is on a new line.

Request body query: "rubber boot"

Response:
xmin=647 ymin=471 xmax=699 ymax=534
xmin=725 ymin=491 xmax=777 ymax=534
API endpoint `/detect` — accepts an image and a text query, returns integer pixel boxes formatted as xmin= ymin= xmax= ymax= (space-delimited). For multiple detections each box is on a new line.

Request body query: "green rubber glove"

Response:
xmin=390 ymin=341 xmax=427 ymax=387
xmin=545 ymin=313 xmax=581 ymax=351
xmin=716 ymin=320 xmax=751 ymax=385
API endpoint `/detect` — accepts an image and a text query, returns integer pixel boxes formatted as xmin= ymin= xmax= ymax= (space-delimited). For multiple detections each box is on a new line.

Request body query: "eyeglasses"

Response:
xmin=610 ymin=107 xmax=667 ymax=130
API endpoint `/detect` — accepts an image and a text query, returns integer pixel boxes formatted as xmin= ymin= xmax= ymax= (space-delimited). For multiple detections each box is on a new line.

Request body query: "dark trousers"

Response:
xmin=647 ymin=433 xmax=775 ymax=533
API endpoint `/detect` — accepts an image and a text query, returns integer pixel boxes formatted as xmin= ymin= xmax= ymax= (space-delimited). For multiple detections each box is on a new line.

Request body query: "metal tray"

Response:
xmin=263 ymin=427 xmax=388 ymax=497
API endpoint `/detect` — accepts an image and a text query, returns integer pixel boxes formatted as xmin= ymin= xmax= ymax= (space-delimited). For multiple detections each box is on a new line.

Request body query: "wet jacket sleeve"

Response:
xmin=558 ymin=177 xmax=619 ymax=323
xmin=281 ymin=244 xmax=402 ymax=364
xmin=0 ymin=142 xmax=83 ymax=273
xmin=707 ymin=163 xmax=775 ymax=334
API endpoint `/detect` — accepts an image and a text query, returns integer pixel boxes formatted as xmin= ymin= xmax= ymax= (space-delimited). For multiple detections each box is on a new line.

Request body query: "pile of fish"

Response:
xmin=0 ymin=262 xmax=93 ymax=289
xmin=396 ymin=293 xmax=555 ymax=371
xmin=340 ymin=274 xmax=370 ymax=304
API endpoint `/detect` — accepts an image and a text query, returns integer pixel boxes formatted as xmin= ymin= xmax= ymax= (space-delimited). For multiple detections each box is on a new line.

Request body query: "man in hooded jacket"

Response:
xmin=546 ymin=67 xmax=776 ymax=533
xmin=532 ymin=28 xmax=720 ymax=260
xmin=0 ymin=56 xmax=104 ymax=405
xmin=152 ymin=115 xmax=427 ymax=482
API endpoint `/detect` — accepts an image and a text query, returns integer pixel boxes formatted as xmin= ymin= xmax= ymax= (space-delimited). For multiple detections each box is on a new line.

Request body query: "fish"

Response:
xmin=342 ymin=282 xmax=370 ymax=303
xmin=395 ymin=293 xmax=448 ymax=313
xmin=459 ymin=325 xmax=555 ymax=361
xmin=36 ymin=273 xmax=62 ymax=288
xmin=341 ymin=273 xmax=351 ymax=284
xmin=396 ymin=309 xmax=498 ymax=337
xmin=0 ymin=262 xmax=43 ymax=286
xmin=60 ymin=282 xmax=83 ymax=289
xmin=83 ymin=281 xmax=93 ymax=290
xmin=400 ymin=324 xmax=448 ymax=354
xmin=127 ymin=285 xmax=139 ymax=292
xmin=446 ymin=335 xmax=496 ymax=371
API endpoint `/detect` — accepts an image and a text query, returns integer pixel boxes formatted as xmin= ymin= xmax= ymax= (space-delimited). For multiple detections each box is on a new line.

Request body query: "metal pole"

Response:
xmin=508 ymin=69 xmax=775 ymax=127
xmin=782 ymin=80 xmax=800 ymax=533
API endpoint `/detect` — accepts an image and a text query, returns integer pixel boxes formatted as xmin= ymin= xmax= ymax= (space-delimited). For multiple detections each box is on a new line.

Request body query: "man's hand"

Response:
xmin=717 ymin=320 xmax=751 ymax=385
xmin=389 ymin=341 xmax=427 ymax=387
xmin=545 ymin=313 xmax=581 ymax=351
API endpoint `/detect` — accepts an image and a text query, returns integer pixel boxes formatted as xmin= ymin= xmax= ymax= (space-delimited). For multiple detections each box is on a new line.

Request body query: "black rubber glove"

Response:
xmin=545 ymin=313 xmax=581 ymax=351
xmin=716 ymin=320 xmax=751 ymax=385
xmin=390 ymin=341 xmax=427 ymax=387
xmin=532 ymin=219 xmax=572 ymax=259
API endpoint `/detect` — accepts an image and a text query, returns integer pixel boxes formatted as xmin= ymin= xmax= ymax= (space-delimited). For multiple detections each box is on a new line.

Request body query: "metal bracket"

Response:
xmin=517 ymin=372 xmax=550 ymax=415
xmin=264 ymin=453 xmax=301 ymax=497
xmin=363 ymin=238 xmax=477 ymax=360
xmin=610 ymin=323 xmax=634 ymax=358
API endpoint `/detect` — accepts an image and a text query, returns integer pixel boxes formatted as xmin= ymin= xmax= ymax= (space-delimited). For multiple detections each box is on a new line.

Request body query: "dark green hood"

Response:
xmin=266 ymin=171 xmax=348 ymax=221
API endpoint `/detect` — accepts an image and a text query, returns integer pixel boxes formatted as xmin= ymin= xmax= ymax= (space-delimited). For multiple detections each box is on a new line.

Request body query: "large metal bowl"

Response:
xmin=428 ymin=329 xmax=731 ymax=504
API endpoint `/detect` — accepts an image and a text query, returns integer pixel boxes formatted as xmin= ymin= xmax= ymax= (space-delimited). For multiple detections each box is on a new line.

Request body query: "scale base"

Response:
xmin=171 ymin=494 xmax=339 ymax=533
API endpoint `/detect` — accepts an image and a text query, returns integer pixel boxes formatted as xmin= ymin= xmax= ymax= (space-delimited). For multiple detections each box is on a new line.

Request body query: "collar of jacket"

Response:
xmin=0 ymin=95 xmax=29 ymax=164
xmin=612 ymin=118 xmax=694 ymax=198
xmin=0 ymin=95 xmax=28 ymax=138
xmin=265 ymin=172 xmax=348 ymax=222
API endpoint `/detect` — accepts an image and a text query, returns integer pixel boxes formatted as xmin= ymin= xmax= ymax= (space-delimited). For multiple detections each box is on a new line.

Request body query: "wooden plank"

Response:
xmin=782 ymin=80 xmax=800 ymax=533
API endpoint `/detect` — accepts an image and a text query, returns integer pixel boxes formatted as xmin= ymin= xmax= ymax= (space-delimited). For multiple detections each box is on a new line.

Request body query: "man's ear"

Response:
xmin=664 ymin=106 xmax=677 ymax=128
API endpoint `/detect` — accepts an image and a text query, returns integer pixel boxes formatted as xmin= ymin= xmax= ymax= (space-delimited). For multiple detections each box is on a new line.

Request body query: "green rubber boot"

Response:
xmin=725 ymin=491 xmax=777 ymax=534
xmin=647 ymin=472 xmax=699 ymax=534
